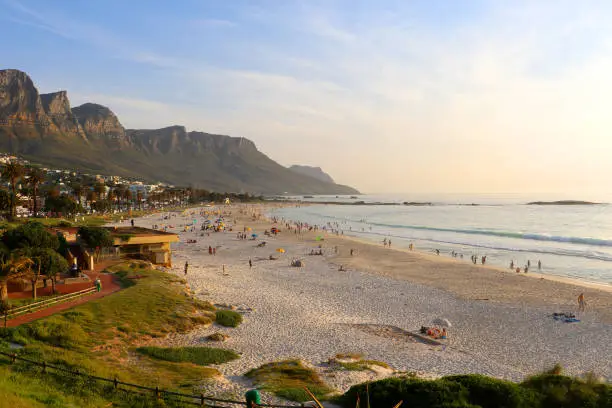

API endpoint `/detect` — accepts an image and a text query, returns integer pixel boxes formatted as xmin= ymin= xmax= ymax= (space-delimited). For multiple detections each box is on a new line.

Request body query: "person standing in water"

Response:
xmin=538 ymin=260 xmax=542 ymax=270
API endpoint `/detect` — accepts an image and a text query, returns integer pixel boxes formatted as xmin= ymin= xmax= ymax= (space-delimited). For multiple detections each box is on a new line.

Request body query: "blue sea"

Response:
xmin=269 ymin=194 xmax=612 ymax=285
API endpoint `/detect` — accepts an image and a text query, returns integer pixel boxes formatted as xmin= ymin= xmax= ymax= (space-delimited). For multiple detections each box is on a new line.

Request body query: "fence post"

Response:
xmin=114 ymin=377 xmax=118 ymax=389
xmin=155 ymin=386 xmax=160 ymax=399
xmin=42 ymin=361 xmax=47 ymax=374
xmin=200 ymin=393 xmax=205 ymax=406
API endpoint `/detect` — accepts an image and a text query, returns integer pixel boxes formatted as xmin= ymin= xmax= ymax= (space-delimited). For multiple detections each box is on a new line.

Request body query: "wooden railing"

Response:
xmin=1 ymin=286 xmax=97 ymax=327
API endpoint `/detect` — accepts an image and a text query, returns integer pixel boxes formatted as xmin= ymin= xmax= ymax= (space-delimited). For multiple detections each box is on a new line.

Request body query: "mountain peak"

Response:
xmin=289 ymin=165 xmax=336 ymax=184
xmin=72 ymin=102 xmax=128 ymax=148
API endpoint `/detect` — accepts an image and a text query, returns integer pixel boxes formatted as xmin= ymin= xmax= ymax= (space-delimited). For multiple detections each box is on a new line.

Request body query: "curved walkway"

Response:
xmin=5 ymin=262 xmax=122 ymax=328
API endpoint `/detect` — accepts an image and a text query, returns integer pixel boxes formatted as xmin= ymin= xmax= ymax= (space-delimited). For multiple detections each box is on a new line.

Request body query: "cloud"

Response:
xmin=8 ymin=0 xmax=612 ymax=193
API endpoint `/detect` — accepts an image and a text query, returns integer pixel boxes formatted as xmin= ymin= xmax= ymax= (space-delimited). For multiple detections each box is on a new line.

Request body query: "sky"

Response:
xmin=3 ymin=0 xmax=612 ymax=196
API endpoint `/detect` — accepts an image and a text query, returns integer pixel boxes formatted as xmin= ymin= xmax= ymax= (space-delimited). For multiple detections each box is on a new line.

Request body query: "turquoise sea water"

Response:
xmin=269 ymin=195 xmax=612 ymax=285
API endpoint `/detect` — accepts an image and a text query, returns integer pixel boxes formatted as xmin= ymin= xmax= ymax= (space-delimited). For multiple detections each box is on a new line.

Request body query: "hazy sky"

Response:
xmin=3 ymin=0 xmax=612 ymax=195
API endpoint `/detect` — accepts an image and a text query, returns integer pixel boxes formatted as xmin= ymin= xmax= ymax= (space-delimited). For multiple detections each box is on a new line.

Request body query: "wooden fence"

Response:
xmin=2 ymin=286 xmax=97 ymax=327
xmin=0 ymin=350 xmax=304 ymax=407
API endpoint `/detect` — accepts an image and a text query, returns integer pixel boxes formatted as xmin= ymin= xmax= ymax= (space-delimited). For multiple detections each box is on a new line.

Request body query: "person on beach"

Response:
xmin=527 ymin=260 xmax=531 ymax=268
xmin=184 ymin=261 xmax=189 ymax=275
xmin=481 ymin=256 xmax=486 ymax=265
xmin=208 ymin=246 xmax=212 ymax=255
xmin=213 ymin=247 xmax=217 ymax=256
xmin=383 ymin=238 xmax=387 ymax=247
xmin=436 ymin=249 xmax=440 ymax=255
xmin=409 ymin=243 xmax=413 ymax=250
xmin=350 ymin=249 xmax=354 ymax=256
xmin=578 ymin=293 xmax=586 ymax=311
xmin=388 ymin=239 xmax=391 ymax=247
xmin=131 ymin=219 xmax=134 ymax=227
xmin=538 ymin=260 xmax=542 ymax=270
xmin=249 ymin=258 xmax=252 ymax=269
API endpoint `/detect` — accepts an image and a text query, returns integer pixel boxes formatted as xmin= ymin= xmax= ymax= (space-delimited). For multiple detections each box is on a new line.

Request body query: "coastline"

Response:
xmin=125 ymin=204 xmax=611 ymax=399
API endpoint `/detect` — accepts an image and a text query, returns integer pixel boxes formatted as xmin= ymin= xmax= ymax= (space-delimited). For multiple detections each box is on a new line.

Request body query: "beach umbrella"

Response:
xmin=247 ymin=227 xmax=252 ymax=231
xmin=251 ymin=233 xmax=258 ymax=238
xmin=432 ymin=318 xmax=452 ymax=328
xmin=276 ymin=248 xmax=285 ymax=253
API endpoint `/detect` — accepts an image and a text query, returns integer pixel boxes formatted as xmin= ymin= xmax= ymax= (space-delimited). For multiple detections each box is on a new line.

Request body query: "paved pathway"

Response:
xmin=5 ymin=261 xmax=122 ymax=327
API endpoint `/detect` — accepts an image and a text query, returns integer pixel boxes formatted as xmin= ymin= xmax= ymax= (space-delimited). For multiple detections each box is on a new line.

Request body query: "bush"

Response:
xmin=246 ymin=359 xmax=333 ymax=402
xmin=215 ymin=310 xmax=243 ymax=327
xmin=136 ymin=346 xmax=239 ymax=365
xmin=340 ymin=374 xmax=612 ymax=408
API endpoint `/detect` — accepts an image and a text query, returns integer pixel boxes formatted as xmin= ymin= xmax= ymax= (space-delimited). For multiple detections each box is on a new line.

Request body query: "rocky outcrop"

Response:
xmin=0 ymin=69 xmax=360 ymax=194
xmin=289 ymin=165 xmax=336 ymax=184
xmin=0 ymin=69 xmax=47 ymax=124
xmin=72 ymin=103 xmax=128 ymax=149
xmin=40 ymin=91 xmax=87 ymax=139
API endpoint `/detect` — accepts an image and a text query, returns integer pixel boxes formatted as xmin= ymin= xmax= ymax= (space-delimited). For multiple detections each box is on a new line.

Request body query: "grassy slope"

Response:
xmin=136 ymin=346 xmax=239 ymax=366
xmin=0 ymin=262 xmax=225 ymax=407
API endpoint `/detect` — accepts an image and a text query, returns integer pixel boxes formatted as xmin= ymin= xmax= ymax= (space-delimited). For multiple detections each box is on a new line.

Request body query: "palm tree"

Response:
xmin=27 ymin=167 xmax=46 ymax=217
xmin=94 ymin=183 xmax=106 ymax=201
xmin=2 ymin=161 xmax=24 ymax=220
xmin=136 ymin=190 xmax=143 ymax=211
xmin=0 ymin=256 xmax=32 ymax=303
xmin=71 ymin=183 xmax=83 ymax=206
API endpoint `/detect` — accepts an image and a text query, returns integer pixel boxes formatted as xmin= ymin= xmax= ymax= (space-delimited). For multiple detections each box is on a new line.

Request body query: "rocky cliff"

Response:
xmin=72 ymin=103 xmax=129 ymax=149
xmin=289 ymin=165 xmax=335 ymax=184
xmin=0 ymin=69 xmax=359 ymax=194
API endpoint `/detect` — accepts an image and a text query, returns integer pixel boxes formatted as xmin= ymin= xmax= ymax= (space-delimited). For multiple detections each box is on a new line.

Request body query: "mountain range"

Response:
xmin=0 ymin=69 xmax=359 ymax=194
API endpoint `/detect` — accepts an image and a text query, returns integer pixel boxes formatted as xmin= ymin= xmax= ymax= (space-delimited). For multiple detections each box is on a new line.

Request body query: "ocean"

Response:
xmin=268 ymin=194 xmax=612 ymax=285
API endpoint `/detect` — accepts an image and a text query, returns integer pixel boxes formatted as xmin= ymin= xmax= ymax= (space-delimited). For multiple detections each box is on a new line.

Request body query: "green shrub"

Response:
xmin=521 ymin=374 xmax=608 ymax=408
xmin=136 ymin=346 xmax=239 ymax=365
xmin=340 ymin=374 xmax=612 ymax=408
xmin=246 ymin=359 xmax=333 ymax=402
xmin=215 ymin=310 xmax=243 ymax=327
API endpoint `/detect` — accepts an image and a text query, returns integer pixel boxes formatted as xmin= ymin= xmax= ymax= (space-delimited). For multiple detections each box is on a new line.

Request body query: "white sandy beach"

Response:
xmin=129 ymin=205 xmax=612 ymax=401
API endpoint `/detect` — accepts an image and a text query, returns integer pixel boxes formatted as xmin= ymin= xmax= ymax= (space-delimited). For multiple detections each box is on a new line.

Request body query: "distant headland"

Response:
xmin=527 ymin=200 xmax=599 ymax=205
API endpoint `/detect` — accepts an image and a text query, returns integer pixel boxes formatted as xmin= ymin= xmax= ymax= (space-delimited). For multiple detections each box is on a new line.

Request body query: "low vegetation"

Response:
xmin=340 ymin=371 xmax=612 ymax=408
xmin=336 ymin=359 xmax=391 ymax=371
xmin=0 ymin=261 xmax=225 ymax=407
xmin=245 ymin=359 xmax=334 ymax=402
xmin=215 ymin=310 xmax=243 ymax=327
xmin=136 ymin=346 xmax=239 ymax=366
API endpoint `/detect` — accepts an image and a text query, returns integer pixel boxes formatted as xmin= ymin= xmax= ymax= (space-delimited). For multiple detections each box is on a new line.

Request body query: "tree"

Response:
xmin=94 ymin=183 xmax=106 ymax=201
xmin=136 ymin=190 xmax=143 ymax=211
xmin=0 ymin=188 xmax=11 ymax=216
xmin=3 ymin=221 xmax=60 ymax=251
xmin=71 ymin=182 xmax=83 ymax=206
xmin=27 ymin=167 xmax=46 ymax=217
xmin=78 ymin=226 xmax=113 ymax=261
xmin=2 ymin=161 xmax=24 ymax=220
xmin=44 ymin=194 xmax=80 ymax=216
xmin=21 ymin=248 xmax=68 ymax=296
xmin=0 ymin=255 xmax=32 ymax=302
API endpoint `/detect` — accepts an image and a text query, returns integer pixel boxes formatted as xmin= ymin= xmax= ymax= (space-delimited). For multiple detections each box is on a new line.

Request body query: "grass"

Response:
xmin=337 ymin=360 xmax=391 ymax=371
xmin=9 ymin=294 xmax=61 ymax=308
xmin=245 ymin=359 xmax=334 ymax=402
xmin=0 ymin=261 xmax=224 ymax=407
xmin=136 ymin=346 xmax=239 ymax=366
xmin=215 ymin=310 xmax=243 ymax=327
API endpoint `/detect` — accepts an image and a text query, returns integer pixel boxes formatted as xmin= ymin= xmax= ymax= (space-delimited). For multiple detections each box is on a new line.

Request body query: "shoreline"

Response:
xmin=126 ymin=204 xmax=611 ymax=398
xmin=332 ymin=232 xmax=612 ymax=294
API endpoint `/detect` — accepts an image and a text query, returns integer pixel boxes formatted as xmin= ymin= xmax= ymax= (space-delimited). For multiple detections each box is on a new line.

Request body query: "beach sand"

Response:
xmin=127 ymin=204 xmax=612 ymax=401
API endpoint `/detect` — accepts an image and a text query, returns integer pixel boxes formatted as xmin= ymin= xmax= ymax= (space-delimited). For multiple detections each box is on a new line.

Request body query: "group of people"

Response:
xmin=509 ymin=259 xmax=542 ymax=273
